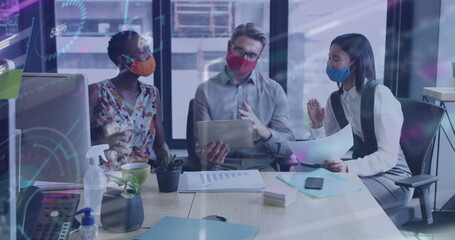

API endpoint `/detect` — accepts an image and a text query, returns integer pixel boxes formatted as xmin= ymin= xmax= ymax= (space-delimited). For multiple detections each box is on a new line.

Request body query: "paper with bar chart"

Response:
xmin=179 ymin=170 xmax=266 ymax=193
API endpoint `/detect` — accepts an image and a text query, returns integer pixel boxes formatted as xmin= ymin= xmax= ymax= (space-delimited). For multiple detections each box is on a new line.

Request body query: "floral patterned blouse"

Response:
xmin=92 ymin=79 xmax=158 ymax=169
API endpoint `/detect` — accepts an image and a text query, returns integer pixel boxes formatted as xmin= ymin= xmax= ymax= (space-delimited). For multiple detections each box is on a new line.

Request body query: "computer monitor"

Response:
xmin=15 ymin=73 xmax=91 ymax=184
xmin=0 ymin=99 xmax=17 ymax=239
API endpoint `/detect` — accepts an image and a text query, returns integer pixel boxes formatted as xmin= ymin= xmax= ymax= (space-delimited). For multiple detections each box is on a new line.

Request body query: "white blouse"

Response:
xmin=311 ymin=83 xmax=404 ymax=177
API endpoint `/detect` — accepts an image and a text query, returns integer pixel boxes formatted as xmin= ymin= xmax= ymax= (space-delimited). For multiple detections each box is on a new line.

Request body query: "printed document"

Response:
xmin=287 ymin=124 xmax=353 ymax=164
xmin=179 ymin=170 xmax=266 ymax=193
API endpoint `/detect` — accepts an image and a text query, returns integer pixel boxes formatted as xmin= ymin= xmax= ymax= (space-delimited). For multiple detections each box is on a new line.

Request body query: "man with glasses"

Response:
xmin=194 ymin=23 xmax=295 ymax=171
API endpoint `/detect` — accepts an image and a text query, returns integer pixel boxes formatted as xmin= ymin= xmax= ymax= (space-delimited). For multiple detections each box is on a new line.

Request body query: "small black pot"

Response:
xmin=156 ymin=168 xmax=181 ymax=192
xmin=100 ymin=190 xmax=144 ymax=233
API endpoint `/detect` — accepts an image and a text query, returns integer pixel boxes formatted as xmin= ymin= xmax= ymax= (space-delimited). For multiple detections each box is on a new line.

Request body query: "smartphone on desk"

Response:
xmin=304 ymin=177 xmax=324 ymax=190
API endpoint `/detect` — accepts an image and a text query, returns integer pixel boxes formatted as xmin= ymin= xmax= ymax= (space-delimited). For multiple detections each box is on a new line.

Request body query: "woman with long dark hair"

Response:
xmin=307 ymin=33 xmax=412 ymax=209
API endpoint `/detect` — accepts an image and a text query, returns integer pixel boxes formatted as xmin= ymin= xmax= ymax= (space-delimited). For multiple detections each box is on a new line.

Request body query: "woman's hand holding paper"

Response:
xmin=323 ymin=159 xmax=348 ymax=173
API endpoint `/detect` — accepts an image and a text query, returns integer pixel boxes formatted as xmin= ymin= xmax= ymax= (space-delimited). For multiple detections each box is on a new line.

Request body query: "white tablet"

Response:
xmin=196 ymin=119 xmax=254 ymax=149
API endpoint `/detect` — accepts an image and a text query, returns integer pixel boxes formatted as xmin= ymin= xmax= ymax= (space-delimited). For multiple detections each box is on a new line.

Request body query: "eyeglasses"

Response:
xmin=121 ymin=54 xmax=135 ymax=66
xmin=122 ymin=48 xmax=152 ymax=64
xmin=231 ymin=42 xmax=261 ymax=62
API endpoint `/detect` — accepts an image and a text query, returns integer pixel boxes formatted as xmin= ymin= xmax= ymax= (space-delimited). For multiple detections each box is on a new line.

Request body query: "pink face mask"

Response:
xmin=225 ymin=49 xmax=258 ymax=75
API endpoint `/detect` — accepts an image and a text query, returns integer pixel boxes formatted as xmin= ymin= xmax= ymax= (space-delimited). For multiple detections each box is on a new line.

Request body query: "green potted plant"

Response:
xmin=100 ymin=174 xmax=144 ymax=232
xmin=156 ymin=154 xmax=184 ymax=192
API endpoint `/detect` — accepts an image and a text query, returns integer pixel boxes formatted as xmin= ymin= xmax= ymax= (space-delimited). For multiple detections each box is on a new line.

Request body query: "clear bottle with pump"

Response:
xmin=76 ymin=208 xmax=98 ymax=240
xmin=84 ymin=144 xmax=108 ymax=215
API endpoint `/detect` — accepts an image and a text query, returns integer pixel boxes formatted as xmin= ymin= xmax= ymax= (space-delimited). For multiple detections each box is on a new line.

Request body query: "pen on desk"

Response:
xmin=298 ymin=162 xmax=322 ymax=168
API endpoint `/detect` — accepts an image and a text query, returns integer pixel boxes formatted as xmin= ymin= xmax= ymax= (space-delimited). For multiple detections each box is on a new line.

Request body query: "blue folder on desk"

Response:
xmin=134 ymin=216 xmax=259 ymax=240
xmin=277 ymin=168 xmax=364 ymax=199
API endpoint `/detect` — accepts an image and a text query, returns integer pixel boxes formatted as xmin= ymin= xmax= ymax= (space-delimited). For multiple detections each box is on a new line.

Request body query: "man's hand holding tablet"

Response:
xmin=198 ymin=119 xmax=254 ymax=165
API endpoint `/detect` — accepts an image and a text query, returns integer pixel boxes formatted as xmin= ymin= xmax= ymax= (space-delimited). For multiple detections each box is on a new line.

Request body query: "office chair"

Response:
xmin=385 ymin=98 xmax=445 ymax=226
xmin=182 ymin=99 xmax=201 ymax=171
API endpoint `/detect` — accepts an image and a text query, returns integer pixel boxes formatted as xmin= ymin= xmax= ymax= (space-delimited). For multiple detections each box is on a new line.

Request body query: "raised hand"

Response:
xmin=238 ymin=101 xmax=271 ymax=140
xmin=307 ymin=98 xmax=325 ymax=128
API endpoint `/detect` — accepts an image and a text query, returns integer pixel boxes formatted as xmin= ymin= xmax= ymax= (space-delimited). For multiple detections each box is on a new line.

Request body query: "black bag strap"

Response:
xmin=360 ymin=80 xmax=378 ymax=142
xmin=330 ymin=81 xmax=379 ymax=141
xmin=330 ymin=89 xmax=348 ymax=129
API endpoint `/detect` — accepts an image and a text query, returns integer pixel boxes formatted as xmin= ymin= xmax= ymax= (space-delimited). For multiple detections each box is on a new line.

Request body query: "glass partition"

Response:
xmin=54 ymin=0 xmax=154 ymax=85
xmin=287 ymin=0 xmax=387 ymax=139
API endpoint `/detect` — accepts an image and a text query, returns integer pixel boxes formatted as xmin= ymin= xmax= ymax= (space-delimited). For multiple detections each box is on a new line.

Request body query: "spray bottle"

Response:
xmin=76 ymin=208 xmax=98 ymax=240
xmin=84 ymin=144 xmax=108 ymax=215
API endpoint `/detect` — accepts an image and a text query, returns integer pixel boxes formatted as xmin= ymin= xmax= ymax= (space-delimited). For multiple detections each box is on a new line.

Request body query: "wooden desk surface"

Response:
xmin=189 ymin=172 xmax=404 ymax=240
xmin=88 ymin=172 xmax=402 ymax=240
xmin=423 ymin=87 xmax=455 ymax=101
xmin=137 ymin=174 xmax=194 ymax=228
xmin=75 ymin=173 xmax=195 ymax=239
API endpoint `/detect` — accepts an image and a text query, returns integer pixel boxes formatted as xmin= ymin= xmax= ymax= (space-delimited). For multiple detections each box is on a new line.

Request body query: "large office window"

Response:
xmin=435 ymin=0 xmax=455 ymax=211
xmin=50 ymin=0 xmax=390 ymax=148
xmin=170 ymin=0 xmax=270 ymax=140
xmin=54 ymin=0 xmax=154 ymax=85
xmin=287 ymin=0 xmax=387 ymax=139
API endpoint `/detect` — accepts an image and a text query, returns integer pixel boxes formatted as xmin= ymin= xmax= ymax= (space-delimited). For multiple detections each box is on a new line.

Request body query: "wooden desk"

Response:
xmin=189 ymin=172 xmax=403 ymax=240
xmin=80 ymin=172 xmax=402 ymax=240
xmin=423 ymin=87 xmax=455 ymax=101
xmin=73 ymin=173 xmax=195 ymax=240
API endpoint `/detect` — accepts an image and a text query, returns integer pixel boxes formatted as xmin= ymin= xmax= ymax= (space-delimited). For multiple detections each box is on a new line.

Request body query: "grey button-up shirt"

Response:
xmin=193 ymin=66 xmax=295 ymax=160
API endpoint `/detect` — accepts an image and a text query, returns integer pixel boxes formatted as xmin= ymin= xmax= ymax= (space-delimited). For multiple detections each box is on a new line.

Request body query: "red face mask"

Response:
xmin=225 ymin=49 xmax=258 ymax=75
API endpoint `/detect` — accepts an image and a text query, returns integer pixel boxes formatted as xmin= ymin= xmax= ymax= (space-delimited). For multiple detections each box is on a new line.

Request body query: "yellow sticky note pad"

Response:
xmin=0 ymin=69 xmax=23 ymax=99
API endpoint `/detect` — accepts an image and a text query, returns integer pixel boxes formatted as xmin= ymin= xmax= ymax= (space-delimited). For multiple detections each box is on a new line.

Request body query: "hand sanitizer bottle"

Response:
xmin=76 ymin=208 xmax=98 ymax=240
xmin=84 ymin=144 xmax=108 ymax=215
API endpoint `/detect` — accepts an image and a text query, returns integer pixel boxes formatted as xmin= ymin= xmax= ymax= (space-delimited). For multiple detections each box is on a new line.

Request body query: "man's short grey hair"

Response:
xmin=230 ymin=23 xmax=267 ymax=48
